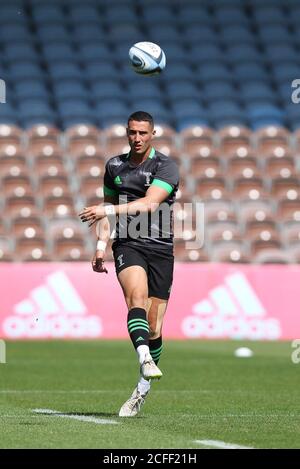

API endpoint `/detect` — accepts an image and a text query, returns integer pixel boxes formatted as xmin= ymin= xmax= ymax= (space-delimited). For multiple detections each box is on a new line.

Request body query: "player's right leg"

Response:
xmin=117 ymin=264 xmax=163 ymax=380
xmin=113 ymin=244 xmax=162 ymax=416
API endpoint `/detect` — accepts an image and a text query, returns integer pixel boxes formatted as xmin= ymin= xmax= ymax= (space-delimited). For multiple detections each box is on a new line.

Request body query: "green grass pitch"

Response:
xmin=0 ymin=340 xmax=299 ymax=448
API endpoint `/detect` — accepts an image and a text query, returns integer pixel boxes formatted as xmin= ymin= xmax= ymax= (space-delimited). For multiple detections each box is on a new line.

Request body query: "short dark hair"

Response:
xmin=128 ymin=111 xmax=154 ymax=128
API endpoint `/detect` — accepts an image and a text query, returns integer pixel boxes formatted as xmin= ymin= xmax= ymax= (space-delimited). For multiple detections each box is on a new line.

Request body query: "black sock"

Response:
xmin=127 ymin=307 xmax=149 ymax=350
xmin=149 ymin=336 xmax=163 ymax=365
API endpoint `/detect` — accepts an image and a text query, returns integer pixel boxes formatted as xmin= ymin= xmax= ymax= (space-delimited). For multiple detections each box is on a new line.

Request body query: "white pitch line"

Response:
xmin=194 ymin=439 xmax=253 ymax=449
xmin=32 ymin=408 xmax=119 ymax=425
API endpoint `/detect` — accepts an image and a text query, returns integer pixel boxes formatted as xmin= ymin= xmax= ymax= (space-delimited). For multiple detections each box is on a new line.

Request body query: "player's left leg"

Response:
xmin=134 ymin=249 xmax=174 ymax=397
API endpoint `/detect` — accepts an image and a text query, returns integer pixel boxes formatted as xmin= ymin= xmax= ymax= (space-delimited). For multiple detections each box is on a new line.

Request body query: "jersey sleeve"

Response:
xmin=103 ymin=160 xmax=118 ymax=196
xmin=151 ymin=157 xmax=179 ymax=194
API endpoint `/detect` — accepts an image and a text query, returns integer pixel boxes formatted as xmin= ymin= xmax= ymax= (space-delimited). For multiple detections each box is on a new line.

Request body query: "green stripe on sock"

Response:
xmin=128 ymin=321 xmax=149 ymax=331
xmin=150 ymin=345 xmax=163 ymax=354
xmin=127 ymin=318 xmax=149 ymax=327
xmin=128 ymin=325 xmax=149 ymax=334
xmin=150 ymin=352 xmax=161 ymax=359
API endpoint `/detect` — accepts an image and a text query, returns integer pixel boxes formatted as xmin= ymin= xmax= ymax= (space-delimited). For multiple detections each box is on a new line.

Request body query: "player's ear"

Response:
xmin=152 ymin=129 xmax=156 ymax=136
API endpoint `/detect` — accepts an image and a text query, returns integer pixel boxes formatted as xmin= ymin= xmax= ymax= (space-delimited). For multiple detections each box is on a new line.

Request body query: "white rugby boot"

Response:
xmin=140 ymin=355 xmax=162 ymax=380
xmin=118 ymin=386 xmax=149 ymax=417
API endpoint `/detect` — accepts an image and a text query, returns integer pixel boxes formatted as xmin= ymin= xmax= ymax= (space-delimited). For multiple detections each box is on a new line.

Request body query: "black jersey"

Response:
xmin=103 ymin=147 xmax=179 ymax=249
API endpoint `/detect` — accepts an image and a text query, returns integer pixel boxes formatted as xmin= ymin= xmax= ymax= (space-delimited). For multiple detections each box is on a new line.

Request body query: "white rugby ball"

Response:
xmin=129 ymin=41 xmax=166 ymax=75
xmin=234 ymin=347 xmax=254 ymax=358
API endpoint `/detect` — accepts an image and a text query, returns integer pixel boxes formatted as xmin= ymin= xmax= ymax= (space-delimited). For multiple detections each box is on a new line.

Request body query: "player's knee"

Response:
xmin=127 ymin=290 xmax=148 ymax=310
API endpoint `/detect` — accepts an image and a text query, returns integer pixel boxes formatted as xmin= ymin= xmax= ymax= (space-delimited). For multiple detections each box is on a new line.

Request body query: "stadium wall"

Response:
xmin=0 ymin=263 xmax=298 ymax=341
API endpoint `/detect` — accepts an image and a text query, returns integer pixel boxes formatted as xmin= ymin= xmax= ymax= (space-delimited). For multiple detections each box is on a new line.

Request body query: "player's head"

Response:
xmin=127 ymin=111 xmax=156 ymax=155
xmin=127 ymin=111 xmax=154 ymax=129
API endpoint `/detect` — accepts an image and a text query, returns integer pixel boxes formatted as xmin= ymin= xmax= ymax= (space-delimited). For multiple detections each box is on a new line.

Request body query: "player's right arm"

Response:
xmin=92 ymin=193 xmax=117 ymax=273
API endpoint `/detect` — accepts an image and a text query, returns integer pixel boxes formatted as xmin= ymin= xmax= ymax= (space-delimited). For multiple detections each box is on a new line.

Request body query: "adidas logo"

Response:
xmin=182 ymin=272 xmax=281 ymax=340
xmin=3 ymin=271 xmax=102 ymax=339
xmin=136 ymin=336 xmax=145 ymax=343
xmin=114 ymin=175 xmax=122 ymax=185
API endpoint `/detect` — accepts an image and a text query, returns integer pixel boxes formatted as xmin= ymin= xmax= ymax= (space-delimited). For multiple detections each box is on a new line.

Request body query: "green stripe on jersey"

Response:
xmin=151 ymin=178 xmax=173 ymax=194
xmin=104 ymin=185 xmax=117 ymax=196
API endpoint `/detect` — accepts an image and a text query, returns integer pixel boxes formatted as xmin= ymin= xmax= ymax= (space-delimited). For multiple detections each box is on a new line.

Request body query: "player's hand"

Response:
xmin=92 ymin=251 xmax=108 ymax=274
xmin=79 ymin=205 xmax=106 ymax=227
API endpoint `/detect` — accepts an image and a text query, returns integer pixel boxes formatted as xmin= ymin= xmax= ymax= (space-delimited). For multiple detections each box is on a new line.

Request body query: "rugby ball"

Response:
xmin=129 ymin=41 xmax=166 ymax=76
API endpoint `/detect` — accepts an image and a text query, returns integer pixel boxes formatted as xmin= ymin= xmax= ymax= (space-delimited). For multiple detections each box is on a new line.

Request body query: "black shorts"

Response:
xmin=112 ymin=242 xmax=174 ymax=300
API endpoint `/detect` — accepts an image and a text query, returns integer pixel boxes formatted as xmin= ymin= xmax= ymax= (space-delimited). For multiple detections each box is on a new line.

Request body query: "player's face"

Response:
xmin=127 ymin=120 xmax=155 ymax=155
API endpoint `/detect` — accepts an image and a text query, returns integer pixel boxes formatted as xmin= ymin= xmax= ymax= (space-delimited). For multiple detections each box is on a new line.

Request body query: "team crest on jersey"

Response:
xmin=144 ymin=172 xmax=152 ymax=186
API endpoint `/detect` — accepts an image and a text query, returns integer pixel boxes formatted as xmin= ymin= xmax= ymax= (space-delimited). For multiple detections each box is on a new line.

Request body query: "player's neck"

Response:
xmin=130 ymin=146 xmax=152 ymax=165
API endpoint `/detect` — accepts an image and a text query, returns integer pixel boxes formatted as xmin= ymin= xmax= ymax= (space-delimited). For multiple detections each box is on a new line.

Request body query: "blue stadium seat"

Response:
xmin=53 ymin=82 xmax=89 ymax=101
xmin=0 ymin=5 xmax=27 ymax=24
xmin=43 ymin=44 xmax=77 ymax=63
xmin=85 ymin=63 xmax=119 ymax=81
xmin=264 ymin=45 xmax=298 ymax=63
xmin=91 ymin=81 xmax=125 ymax=100
xmin=184 ymin=25 xmax=217 ymax=43
xmin=246 ymin=103 xmax=284 ymax=129
xmin=68 ymin=5 xmax=101 ymax=24
xmin=95 ymin=100 xmax=129 ymax=127
xmin=151 ymin=25 xmax=182 ymax=43
xmin=232 ymin=63 xmax=269 ymax=82
xmin=161 ymin=43 xmax=188 ymax=63
xmin=0 ymin=24 xmax=32 ymax=42
xmin=253 ymin=6 xmax=286 ymax=25
xmin=219 ymin=26 xmax=255 ymax=46
xmin=189 ymin=44 xmax=225 ymax=64
xmin=175 ymin=115 xmax=209 ymax=131
xmin=142 ymin=5 xmax=175 ymax=23
xmin=284 ymin=103 xmax=300 ymax=130
xmin=18 ymin=100 xmax=55 ymax=127
xmin=4 ymin=44 xmax=39 ymax=62
xmin=203 ymin=82 xmax=237 ymax=102
xmin=162 ymin=63 xmax=194 ymax=81
xmin=32 ymin=4 xmax=65 ymax=24
xmin=95 ymin=100 xmax=128 ymax=119
xmin=166 ymin=81 xmax=201 ymax=100
xmin=108 ymin=24 xmax=141 ymax=42
xmin=48 ymin=63 xmax=83 ymax=82
xmin=258 ymin=25 xmax=292 ymax=45
xmin=57 ymin=100 xmax=94 ymax=121
xmin=36 ymin=25 xmax=70 ymax=43
xmin=225 ymin=45 xmax=263 ymax=64
xmin=272 ymin=64 xmax=300 ymax=84
xmin=196 ymin=63 xmax=232 ymax=83
xmin=129 ymin=100 xmax=169 ymax=120
xmin=208 ymin=101 xmax=247 ymax=128
xmin=127 ymin=82 xmax=162 ymax=99
xmin=0 ymin=103 xmax=17 ymax=124
xmin=15 ymin=81 xmax=50 ymax=100
xmin=78 ymin=44 xmax=110 ymax=62
xmin=72 ymin=25 xmax=105 ymax=43
xmin=9 ymin=62 xmax=45 ymax=81
xmin=213 ymin=7 xmax=249 ymax=26
xmin=177 ymin=5 xmax=211 ymax=25
xmin=106 ymin=6 xmax=138 ymax=23
xmin=239 ymin=83 xmax=277 ymax=104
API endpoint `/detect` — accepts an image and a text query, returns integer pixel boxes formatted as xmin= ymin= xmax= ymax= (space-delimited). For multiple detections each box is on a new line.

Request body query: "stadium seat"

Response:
xmin=42 ymin=194 xmax=76 ymax=218
xmin=218 ymin=126 xmax=252 ymax=155
xmin=210 ymin=241 xmax=250 ymax=263
xmin=277 ymin=198 xmax=300 ymax=223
